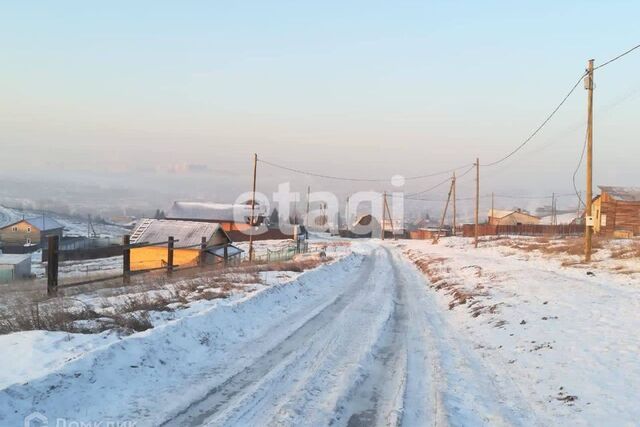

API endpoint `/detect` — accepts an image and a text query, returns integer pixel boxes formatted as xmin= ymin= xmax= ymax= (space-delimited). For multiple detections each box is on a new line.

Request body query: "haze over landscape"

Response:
xmin=1 ymin=1 xmax=639 ymax=217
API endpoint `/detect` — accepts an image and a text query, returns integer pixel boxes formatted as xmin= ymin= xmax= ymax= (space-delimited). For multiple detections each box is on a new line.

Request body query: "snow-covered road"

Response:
xmin=163 ymin=245 xmax=534 ymax=426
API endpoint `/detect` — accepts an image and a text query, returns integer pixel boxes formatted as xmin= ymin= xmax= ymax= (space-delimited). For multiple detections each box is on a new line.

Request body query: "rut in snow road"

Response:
xmin=163 ymin=245 xmax=539 ymax=427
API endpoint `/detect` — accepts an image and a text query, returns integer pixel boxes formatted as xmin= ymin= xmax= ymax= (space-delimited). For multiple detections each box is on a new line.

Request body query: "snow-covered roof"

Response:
xmin=488 ymin=209 xmax=539 ymax=219
xmin=166 ymin=202 xmax=266 ymax=222
xmin=130 ymin=219 xmax=227 ymax=248
xmin=0 ymin=254 xmax=31 ymax=265
xmin=1 ymin=216 xmax=64 ymax=232
xmin=599 ymin=186 xmax=640 ymax=202
xmin=539 ymin=212 xmax=578 ymax=225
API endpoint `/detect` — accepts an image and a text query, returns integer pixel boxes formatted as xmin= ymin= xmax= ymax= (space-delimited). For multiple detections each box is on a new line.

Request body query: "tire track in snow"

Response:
xmin=162 ymin=249 xmax=383 ymax=426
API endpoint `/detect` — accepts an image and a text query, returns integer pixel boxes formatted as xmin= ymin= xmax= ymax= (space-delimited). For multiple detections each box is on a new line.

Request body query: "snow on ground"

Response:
xmin=0 ymin=246 xmax=365 ymax=426
xmin=395 ymin=236 xmax=640 ymax=425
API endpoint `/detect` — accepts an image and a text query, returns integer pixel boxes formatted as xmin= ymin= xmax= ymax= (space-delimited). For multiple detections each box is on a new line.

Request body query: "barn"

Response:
xmin=592 ymin=186 xmax=640 ymax=237
xmin=488 ymin=209 xmax=540 ymax=226
xmin=129 ymin=219 xmax=241 ymax=271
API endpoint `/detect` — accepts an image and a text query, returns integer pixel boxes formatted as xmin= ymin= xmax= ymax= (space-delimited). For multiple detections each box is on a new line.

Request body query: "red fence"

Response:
xmin=461 ymin=223 xmax=583 ymax=237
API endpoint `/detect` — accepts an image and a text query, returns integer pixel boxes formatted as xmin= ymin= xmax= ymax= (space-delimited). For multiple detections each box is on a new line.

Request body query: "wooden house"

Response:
xmin=129 ymin=219 xmax=241 ymax=271
xmin=592 ymin=186 xmax=640 ymax=237
xmin=0 ymin=216 xmax=64 ymax=250
xmin=488 ymin=209 xmax=540 ymax=226
xmin=166 ymin=201 xmax=266 ymax=232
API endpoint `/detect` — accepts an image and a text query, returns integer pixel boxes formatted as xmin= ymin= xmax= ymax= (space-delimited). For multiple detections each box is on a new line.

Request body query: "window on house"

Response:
xmin=12 ymin=226 xmax=17 ymax=232
xmin=27 ymin=227 xmax=31 ymax=233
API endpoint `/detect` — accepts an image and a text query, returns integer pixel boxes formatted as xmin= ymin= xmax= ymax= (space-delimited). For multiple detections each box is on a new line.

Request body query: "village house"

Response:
xmin=165 ymin=201 xmax=266 ymax=232
xmin=0 ymin=216 xmax=64 ymax=251
xmin=129 ymin=219 xmax=241 ymax=271
xmin=488 ymin=209 xmax=540 ymax=226
xmin=0 ymin=254 xmax=32 ymax=283
xmin=592 ymin=186 xmax=640 ymax=238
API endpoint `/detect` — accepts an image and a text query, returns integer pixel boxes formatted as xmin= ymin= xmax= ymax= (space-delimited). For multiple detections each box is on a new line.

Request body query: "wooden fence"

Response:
xmin=461 ymin=223 xmax=584 ymax=237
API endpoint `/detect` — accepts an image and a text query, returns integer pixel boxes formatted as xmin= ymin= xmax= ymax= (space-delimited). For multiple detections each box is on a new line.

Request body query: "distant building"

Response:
xmin=0 ymin=216 xmax=64 ymax=251
xmin=0 ymin=254 xmax=32 ymax=283
xmin=592 ymin=186 xmax=640 ymax=237
xmin=488 ymin=209 xmax=540 ymax=226
xmin=129 ymin=219 xmax=241 ymax=271
xmin=166 ymin=202 xmax=266 ymax=232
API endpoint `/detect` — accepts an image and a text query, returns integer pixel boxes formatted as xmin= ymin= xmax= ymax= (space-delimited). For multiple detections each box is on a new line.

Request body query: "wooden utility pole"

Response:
xmin=381 ymin=192 xmax=386 ymax=240
xmin=383 ymin=193 xmax=396 ymax=240
xmin=305 ymin=186 xmax=310 ymax=228
xmin=452 ymin=172 xmax=457 ymax=235
xmin=249 ymin=153 xmax=258 ymax=262
xmin=491 ymin=192 xmax=495 ymax=220
xmin=475 ymin=158 xmax=480 ymax=248
xmin=199 ymin=236 xmax=207 ymax=268
xmin=585 ymin=59 xmax=595 ymax=262
xmin=434 ymin=178 xmax=455 ymax=244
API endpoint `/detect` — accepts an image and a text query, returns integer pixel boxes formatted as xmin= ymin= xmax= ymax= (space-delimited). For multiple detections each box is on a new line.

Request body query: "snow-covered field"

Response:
xmin=0 ymin=236 xmax=638 ymax=426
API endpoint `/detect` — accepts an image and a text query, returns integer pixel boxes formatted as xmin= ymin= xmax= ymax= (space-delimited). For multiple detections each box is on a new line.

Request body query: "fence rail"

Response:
xmin=461 ymin=223 xmax=584 ymax=237
xmin=45 ymin=234 xmax=308 ymax=296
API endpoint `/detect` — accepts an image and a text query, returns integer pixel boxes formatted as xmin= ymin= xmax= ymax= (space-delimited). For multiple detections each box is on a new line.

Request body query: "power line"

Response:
xmin=482 ymin=71 xmax=587 ymax=167
xmin=572 ymin=129 xmax=588 ymax=209
xmin=258 ymin=158 xmax=472 ymax=183
xmin=594 ymin=43 xmax=640 ymax=70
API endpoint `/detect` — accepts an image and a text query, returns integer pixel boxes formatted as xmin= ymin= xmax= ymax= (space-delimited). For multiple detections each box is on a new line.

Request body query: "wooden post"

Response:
xmin=47 ymin=235 xmax=59 ymax=297
xmin=434 ymin=178 xmax=454 ymax=244
xmin=475 ymin=158 xmax=480 ymax=248
xmin=122 ymin=234 xmax=131 ymax=284
xmin=585 ymin=59 xmax=594 ymax=262
xmin=305 ymin=186 xmax=310 ymax=228
xmin=199 ymin=236 xmax=207 ymax=267
xmin=381 ymin=191 xmax=386 ymax=240
xmin=223 ymin=244 xmax=229 ymax=266
xmin=249 ymin=153 xmax=258 ymax=262
xmin=452 ymin=172 xmax=456 ymax=235
xmin=167 ymin=236 xmax=174 ymax=274
xmin=383 ymin=194 xmax=396 ymax=240
xmin=491 ymin=192 xmax=494 ymax=223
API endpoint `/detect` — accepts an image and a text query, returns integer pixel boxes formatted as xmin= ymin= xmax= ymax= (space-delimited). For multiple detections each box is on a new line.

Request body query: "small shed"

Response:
xmin=592 ymin=186 xmax=640 ymax=237
xmin=488 ymin=209 xmax=540 ymax=226
xmin=0 ymin=254 xmax=32 ymax=283
xmin=129 ymin=219 xmax=241 ymax=271
xmin=0 ymin=216 xmax=64 ymax=250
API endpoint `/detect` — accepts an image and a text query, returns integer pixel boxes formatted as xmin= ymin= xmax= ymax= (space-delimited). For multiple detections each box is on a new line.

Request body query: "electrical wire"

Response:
xmin=258 ymin=158 xmax=473 ymax=183
xmin=572 ymin=129 xmax=588 ymax=209
xmin=594 ymin=43 xmax=640 ymax=70
xmin=482 ymin=71 xmax=587 ymax=167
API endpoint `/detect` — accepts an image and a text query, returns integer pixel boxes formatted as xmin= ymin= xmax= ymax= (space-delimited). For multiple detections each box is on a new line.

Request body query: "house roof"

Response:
xmin=166 ymin=201 xmax=266 ymax=222
xmin=1 ymin=216 xmax=64 ymax=232
xmin=130 ymin=219 xmax=228 ymax=248
xmin=0 ymin=254 xmax=32 ymax=265
xmin=599 ymin=186 xmax=640 ymax=202
xmin=488 ymin=209 xmax=539 ymax=220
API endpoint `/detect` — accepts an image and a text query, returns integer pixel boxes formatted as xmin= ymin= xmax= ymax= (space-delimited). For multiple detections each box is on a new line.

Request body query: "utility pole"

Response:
xmin=585 ymin=59 xmax=594 ymax=262
xmin=249 ymin=153 xmax=258 ymax=262
xmin=491 ymin=192 xmax=495 ymax=223
xmin=452 ymin=172 xmax=457 ymax=235
xmin=381 ymin=191 xmax=386 ymax=240
xmin=434 ymin=178 xmax=454 ymax=244
xmin=305 ymin=186 xmax=311 ymax=228
xmin=475 ymin=158 xmax=480 ymax=248
xmin=383 ymin=192 xmax=396 ymax=240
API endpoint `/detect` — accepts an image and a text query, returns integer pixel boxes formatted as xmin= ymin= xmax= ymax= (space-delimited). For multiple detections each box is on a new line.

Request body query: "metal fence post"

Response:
xmin=47 ymin=235 xmax=59 ymax=297
xmin=123 ymin=234 xmax=131 ymax=284
xmin=167 ymin=236 xmax=174 ymax=274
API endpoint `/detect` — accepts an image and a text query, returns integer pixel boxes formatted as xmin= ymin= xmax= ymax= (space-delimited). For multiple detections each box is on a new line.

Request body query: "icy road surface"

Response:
xmin=163 ymin=245 xmax=535 ymax=426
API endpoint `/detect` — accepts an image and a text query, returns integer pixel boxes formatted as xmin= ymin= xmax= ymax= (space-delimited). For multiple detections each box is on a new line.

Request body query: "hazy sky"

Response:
xmin=1 ymin=1 xmax=639 ymax=214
